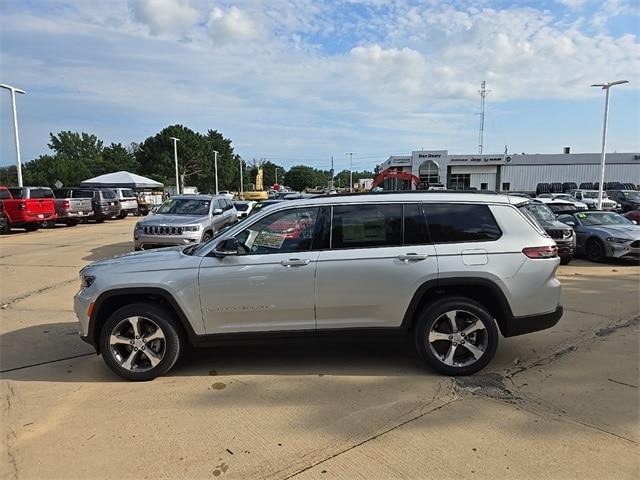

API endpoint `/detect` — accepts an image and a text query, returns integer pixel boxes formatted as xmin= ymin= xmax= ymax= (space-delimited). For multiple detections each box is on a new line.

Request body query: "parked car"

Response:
xmin=558 ymin=211 xmax=640 ymax=262
xmin=219 ymin=190 xmax=235 ymax=200
xmin=114 ymin=188 xmax=139 ymax=218
xmin=0 ymin=186 xmax=57 ymax=231
xmin=520 ymin=201 xmax=575 ymax=264
xmin=133 ymin=194 xmax=237 ymax=250
xmin=233 ymin=200 xmax=256 ymax=218
xmin=52 ymin=188 xmax=94 ymax=226
xmin=567 ymin=190 xmax=617 ymax=210
xmin=537 ymin=193 xmax=588 ymax=210
xmin=0 ymin=200 xmax=8 ymax=234
xmin=247 ymin=199 xmax=285 ymax=217
xmin=606 ymin=190 xmax=640 ymax=213
xmin=89 ymin=188 xmax=121 ymax=222
xmin=623 ymin=210 xmax=640 ymax=224
xmin=76 ymin=192 xmax=563 ymax=380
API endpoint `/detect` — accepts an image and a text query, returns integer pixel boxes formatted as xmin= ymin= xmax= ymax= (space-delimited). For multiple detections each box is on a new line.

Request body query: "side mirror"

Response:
xmin=564 ymin=221 xmax=576 ymax=227
xmin=212 ymin=208 xmax=223 ymax=216
xmin=213 ymin=238 xmax=238 ymax=257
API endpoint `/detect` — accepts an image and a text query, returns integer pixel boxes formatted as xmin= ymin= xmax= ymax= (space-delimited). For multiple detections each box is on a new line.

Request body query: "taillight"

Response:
xmin=19 ymin=201 xmax=26 ymax=210
xmin=62 ymin=200 xmax=70 ymax=210
xmin=523 ymin=245 xmax=558 ymax=259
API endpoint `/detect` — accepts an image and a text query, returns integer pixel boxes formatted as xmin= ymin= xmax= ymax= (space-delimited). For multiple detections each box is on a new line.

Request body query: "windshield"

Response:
xmin=121 ymin=189 xmax=135 ymax=198
xmin=623 ymin=191 xmax=640 ymax=201
xmin=555 ymin=194 xmax=574 ymax=201
xmin=72 ymin=190 xmax=93 ymax=198
xmin=524 ymin=203 xmax=556 ymax=223
xmin=577 ymin=212 xmax=632 ymax=226
xmin=156 ymin=198 xmax=210 ymax=215
xmin=583 ymin=191 xmax=607 ymax=199
xmin=234 ymin=203 xmax=250 ymax=211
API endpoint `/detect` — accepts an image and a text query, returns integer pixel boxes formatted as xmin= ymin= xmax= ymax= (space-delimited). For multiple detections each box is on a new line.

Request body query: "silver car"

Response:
xmin=76 ymin=193 xmax=563 ymax=380
xmin=133 ymin=194 xmax=237 ymax=250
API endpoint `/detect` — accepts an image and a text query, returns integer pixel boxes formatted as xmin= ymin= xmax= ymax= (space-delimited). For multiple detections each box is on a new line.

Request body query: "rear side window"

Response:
xmin=404 ymin=203 xmax=429 ymax=245
xmin=121 ymin=189 xmax=135 ymax=198
xmin=101 ymin=190 xmax=117 ymax=199
xmin=331 ymin=204 xmax=402 ymax=249
xmin=72 ymin=190 xmax=93 ymax=198
xmin=424 ymin=204 xmax=502 ymax=243
xmin=8 ymin=188 xmax=23 ymax=198
xmin=0 ymin=189 xmax=12 ymax=199
xmin=29 ymin=188 xmax=54 ymax=199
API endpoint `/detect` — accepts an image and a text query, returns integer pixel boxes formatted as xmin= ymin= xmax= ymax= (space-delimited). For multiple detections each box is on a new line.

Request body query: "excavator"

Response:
xmin=244 ymin=167 xmax=269 ymax=201
xmin=369 ymin=168 xmax=421 ymax=191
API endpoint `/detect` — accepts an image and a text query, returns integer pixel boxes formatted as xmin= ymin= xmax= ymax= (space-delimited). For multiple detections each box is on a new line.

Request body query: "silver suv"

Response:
xmin=75 ymin=193 xmax=563 ymax=381
xmin=133 ymin=194 xmax=237 ymax=250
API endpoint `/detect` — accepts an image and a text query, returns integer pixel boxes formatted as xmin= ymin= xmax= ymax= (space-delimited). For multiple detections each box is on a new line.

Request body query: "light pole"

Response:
xmin=591 ymin=80 xmax=629 ymax=210
xmin=346 ymin=152 xmax=354 ymax=192
xmin=169 ymin=137 xmax=180 ymax=195
xmin=1 ymin=84 xmax=26 ymax=187
xmin=213 ymin=150 xmax=219 ymax=195
xmin=275 ymin=167 xmax=278 ymax=185
xmin=239 ymin=158 xmax=244 ymax=200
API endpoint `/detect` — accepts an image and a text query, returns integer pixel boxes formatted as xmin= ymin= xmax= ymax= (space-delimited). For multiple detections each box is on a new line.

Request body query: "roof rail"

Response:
xmin=313 ymin=189 xmax=500 ymax=199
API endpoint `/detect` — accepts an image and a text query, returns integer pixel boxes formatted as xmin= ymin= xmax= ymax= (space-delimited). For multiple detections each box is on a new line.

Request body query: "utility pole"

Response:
xmin=478 ymin=81 xmax=490 ymax=154
xmin=591 ymin=80 xmax=629 ymax=209
xmin=212 ymin=150 xmax=219 ymax=194
xmin=330 ymin=155 xmax=334 ymax=189
xmin=275 ymin=167 xmax=278 ymax=185
xmin=346 ymin=152 xmax=354 ymax=192
xmin=0 ymin=84 xmax=26 ymax=187
xmin=169 ymin=137 xmax=180 ymax=195
xmin=239 ymin=158 xmax=244 ymax=200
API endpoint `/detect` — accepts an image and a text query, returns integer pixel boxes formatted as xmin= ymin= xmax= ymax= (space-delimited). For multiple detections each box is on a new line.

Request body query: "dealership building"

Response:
xmin=378 ymin=150 xmax=640 ymax=192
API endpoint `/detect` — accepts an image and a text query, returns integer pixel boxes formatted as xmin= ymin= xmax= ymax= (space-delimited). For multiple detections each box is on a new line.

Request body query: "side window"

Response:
xmin=234 ymin=207 xmax=319 ymax=255
xmin=212 ymin=199 xmax=223 ymax=212
xmin=225 ymin=199 xmax=233 ymax=210
xmin=331 ymin=204 xmax=402 ymax=249
xmin=425 ymin=204 xmax=502 ymax=243
xmin=0 ymin=189 xmax=11 ymax=199
xmin=9 ymin=188 xmax=23 ymax=198
xmin=404 ymin=204 xmax=429 ymax=245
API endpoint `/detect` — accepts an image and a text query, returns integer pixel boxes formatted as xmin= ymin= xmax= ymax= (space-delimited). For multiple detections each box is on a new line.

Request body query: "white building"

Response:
xmin=378 ymin=150 xmax=640 ymax=192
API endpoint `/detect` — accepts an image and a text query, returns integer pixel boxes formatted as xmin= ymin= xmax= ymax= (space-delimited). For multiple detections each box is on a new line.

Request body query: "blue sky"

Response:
xmin=1 ymin=0 xmax=639 ymax=172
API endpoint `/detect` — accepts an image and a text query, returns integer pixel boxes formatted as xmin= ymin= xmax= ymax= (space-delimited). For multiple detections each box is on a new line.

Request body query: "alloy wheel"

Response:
xmin=109 ymin=316 xmax=166 ymax=372
xmin=428 ymin=310 xmax=488 ymax=368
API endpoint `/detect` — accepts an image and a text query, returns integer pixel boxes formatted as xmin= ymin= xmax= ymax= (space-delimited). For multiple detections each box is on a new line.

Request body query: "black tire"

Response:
xmin=65 ymin=219 xmax=80 ymax=227
xmin=201 ymin=231 xmax=213 ymax=243
xmin=585 ymin=238 xmax=605 ymax=262
xmin=99 ymin=303 xmax=183 ymax=381
xmin=414 ymin=296 xmax=498 ymax=376
xmin=95 ymin=217 xmax=105 ymax=224
xmin=560 ymin=255 xmax=572 ymax=265
xmin=117 ymin=212 xmax=127 ymax=219
xmin=24 ymin=224 xmax=39 ymax=232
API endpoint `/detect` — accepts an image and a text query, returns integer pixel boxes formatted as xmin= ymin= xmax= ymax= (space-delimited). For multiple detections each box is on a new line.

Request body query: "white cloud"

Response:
xmin=555 ymin=0 xmax=588 ymax=8
xmin=129 ymin=0 xmax=199 ymax=36
xmin=206 ymin=6 xmax=264 ymax=44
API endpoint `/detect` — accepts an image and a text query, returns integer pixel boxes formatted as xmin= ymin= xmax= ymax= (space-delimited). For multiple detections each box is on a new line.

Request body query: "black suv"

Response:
xmin=607 ymin=190 xmax=640 ymax=213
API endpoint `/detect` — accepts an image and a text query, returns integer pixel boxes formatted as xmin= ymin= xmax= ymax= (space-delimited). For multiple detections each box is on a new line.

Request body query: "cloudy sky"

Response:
xmin=1 ymin=0 xmax=639 ymax=172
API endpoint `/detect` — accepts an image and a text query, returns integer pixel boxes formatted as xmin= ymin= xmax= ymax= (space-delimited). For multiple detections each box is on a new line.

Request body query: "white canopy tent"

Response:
xmin=80 ymin=171 xmax=163 ymax=189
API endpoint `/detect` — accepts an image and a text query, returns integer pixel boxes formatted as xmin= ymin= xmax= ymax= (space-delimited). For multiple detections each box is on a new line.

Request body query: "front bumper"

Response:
xmin=74 ymin=286 xmax=95 ymax=345
xmin=555 ymin=239 xmax=575 ymax=257
xmin=606 ymin=242 xmax=640 ymax=259
xmin=134 ymin=232 xmax=202 ymax=249
xmin=502 ymin=305 xmax=563 ymax=337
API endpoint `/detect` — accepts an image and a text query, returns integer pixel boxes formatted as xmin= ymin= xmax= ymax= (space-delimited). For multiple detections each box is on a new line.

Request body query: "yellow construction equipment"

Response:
xmin=244 ymin=167 xmax=269 ymax=201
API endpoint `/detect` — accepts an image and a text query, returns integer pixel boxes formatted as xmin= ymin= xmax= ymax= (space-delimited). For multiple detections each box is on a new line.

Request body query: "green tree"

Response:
xmin=334 ymin=169 xmax=375 ymax=189
xmin=283 ymin=165 xmax=327 ymax=191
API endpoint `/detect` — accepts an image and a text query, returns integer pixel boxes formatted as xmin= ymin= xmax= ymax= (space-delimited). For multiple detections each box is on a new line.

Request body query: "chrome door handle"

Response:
xmin=397 ymin=253 xmax=429 ymax=261
xmin=281 ymin=258 xmax=310 ymax=267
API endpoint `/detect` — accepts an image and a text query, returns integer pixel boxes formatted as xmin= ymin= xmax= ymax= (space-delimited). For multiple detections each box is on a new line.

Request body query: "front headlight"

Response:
xmin=605 ymin=237 xmax=631 ymax=244
xmin=80 ymin=274 xmax=95 ymax=288
xmin=183 ymin=225 xmax=201 ymax=232
xmin=134 ymin=222 xmax=143 ymax=231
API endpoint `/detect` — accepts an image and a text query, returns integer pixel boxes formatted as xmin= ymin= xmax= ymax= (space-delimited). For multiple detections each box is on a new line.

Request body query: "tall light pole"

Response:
xmin=213 ymin=150 xmax=219 ymax=194
xmin=1 ymin=84 xmax=26 ymax=187
xmin=275 ymin=167 xmax=279 ymax=185
xmin=169 ymin=137 xmax=180 ymax=195
xmin=591 ymin=80 xmax=629 ymax=209
xmin=239 ymin=158 xmax=244 ymax=200
xmin=346 ymin=152 xmax=354 ymax=192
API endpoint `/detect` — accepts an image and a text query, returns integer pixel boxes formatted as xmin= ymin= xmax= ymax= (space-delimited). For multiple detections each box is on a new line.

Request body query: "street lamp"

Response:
xmin=346 ymin=152 xmax=354 ymax=192
xmin=591 ymin=80 xmax=629 ymax=210
xmin=213 ymin=150 xmax=219 ymax=195
xmin=239 ymin=157 xmax=244 ymax=200
xmin=0 ymin=84 xmax=26 ymax=187
xmin=169 ymin=137 xmax=180 ymax=195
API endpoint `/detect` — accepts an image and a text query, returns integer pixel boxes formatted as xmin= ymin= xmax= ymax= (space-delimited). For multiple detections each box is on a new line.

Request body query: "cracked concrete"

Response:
xmin=1 ymin=218 xmax=639 ymax=479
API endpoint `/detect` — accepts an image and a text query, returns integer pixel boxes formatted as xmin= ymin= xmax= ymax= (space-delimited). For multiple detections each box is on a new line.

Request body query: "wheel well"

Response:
xmin=403 ymin=282 xmax=511 ymax=336
xmin=91 ymin=292 xmax=190 ymax=352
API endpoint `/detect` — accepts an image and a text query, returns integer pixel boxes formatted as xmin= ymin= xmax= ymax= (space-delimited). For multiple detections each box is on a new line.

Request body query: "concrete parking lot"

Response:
xmin=1 ymin=217 xmax=638 ymax=479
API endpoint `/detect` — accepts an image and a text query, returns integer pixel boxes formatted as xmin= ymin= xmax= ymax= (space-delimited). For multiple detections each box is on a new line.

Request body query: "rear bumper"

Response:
xmin=501 ymin=305 xmax=563 ymax=337
xmin=11 ymin=212 xmax=57 ymax=223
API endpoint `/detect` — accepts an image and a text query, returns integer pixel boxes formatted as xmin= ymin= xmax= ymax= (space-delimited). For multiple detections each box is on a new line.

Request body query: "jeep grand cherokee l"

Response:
xmin=75 ymin=193 xmax=563 ymax=381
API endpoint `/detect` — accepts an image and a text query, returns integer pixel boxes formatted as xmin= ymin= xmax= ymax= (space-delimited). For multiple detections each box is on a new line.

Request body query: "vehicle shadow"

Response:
xmin=83 ymin=241 xmax=134 ymax=261
xmin=0 ymin=321 xmax=429 ymax=383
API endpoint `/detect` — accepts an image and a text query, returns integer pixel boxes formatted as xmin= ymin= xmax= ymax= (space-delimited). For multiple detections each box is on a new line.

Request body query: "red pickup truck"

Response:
xmin=0 ymin=186 xmax=58 ymax=232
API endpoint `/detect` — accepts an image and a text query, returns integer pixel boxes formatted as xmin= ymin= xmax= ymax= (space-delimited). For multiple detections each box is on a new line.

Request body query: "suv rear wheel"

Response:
xmin=99 ymin=303 xmax=183 ymax=381
xmin=415 ymin=297 xmax=498 ymax=376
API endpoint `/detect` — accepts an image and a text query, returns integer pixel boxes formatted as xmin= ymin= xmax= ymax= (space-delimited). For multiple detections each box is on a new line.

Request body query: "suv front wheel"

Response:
xmin=415 ymin=297 xmax=498 ymax=376
xmin=99 ymin=303 xmax=183 ymax=381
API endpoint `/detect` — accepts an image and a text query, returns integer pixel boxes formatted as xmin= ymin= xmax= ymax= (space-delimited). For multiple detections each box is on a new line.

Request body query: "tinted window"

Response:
xmin=30 ymin=188 xmax=54 ymax=199
xmin=72 ymin=189 xmax=93 ymax=198
xmin=53 ymin=189 xmax=69 ymax=198
xmin=425 ymin=204 xmax=501 ymax=243
xmin=156 ymin=198 xmax=210 ymax=215
xmin=404 ymin=203 xmax=429 ymax=245
xmin=0 ymin=189 xmax=11 ymax=200
xmin=8 ymin=188 xmax=23 ymax=198
xmin=234 ymin=207 xmax=319 ymax=254
xmin=331 ymin=204 xmax=402 ymax=249
xmin=101 ymin=189 xmax=117 ymax=199
xmin=120 ymin=189 xmax=135 ymax=198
